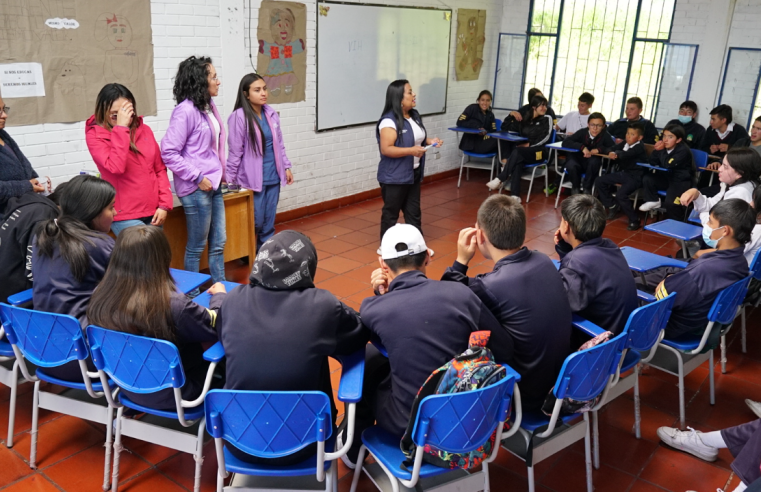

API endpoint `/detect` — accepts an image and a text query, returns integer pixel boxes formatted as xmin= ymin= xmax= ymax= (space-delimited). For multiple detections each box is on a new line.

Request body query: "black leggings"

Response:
xmin=497 ymin=146 xmax=547 ymax=195
xmin=380 ymin=167 xmax=422 ymax=242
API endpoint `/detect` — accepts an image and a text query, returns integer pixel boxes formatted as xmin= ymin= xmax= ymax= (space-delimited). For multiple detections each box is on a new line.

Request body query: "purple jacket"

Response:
xmin=226 ymin=105 xmax=292 ymax=192
xmin=161 ymin=98 xmax=226 ymax=198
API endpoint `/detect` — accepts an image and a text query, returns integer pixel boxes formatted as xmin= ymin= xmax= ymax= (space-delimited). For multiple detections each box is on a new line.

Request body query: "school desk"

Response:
xmin=621 ymin=246 xmax=688 ymax=288
xmin=192 ymin=281 xmax=243 ymax=308
xmin=487 ymin=131 xmax=529 ymax=163
xmin=644 ymin=219 xmax=703 ymax=258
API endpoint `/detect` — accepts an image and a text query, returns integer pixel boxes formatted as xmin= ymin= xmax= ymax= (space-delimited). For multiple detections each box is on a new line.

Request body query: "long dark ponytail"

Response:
xmin=36 ymin=175 xmax=116 ymax=282
xmin=233 ymin=73 xmax=266 ymax=157
xmin=378 ymin=79 xmax=426 ymax=136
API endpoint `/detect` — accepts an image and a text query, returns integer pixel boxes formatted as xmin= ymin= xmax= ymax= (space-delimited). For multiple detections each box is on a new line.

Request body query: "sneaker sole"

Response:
xmin=656 ymin=428 xmax=718 ymax=462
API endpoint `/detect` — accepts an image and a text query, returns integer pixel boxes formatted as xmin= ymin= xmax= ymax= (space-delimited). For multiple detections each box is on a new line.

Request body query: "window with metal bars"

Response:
xmin=523 ymin=0 xmax=677 ymax=122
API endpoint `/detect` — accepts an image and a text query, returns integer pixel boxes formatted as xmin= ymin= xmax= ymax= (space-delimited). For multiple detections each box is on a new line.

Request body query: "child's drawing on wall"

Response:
xmin=95 ymin=13 xmax=139 ymax=85
xmin=455 ymin=9 xmax=486 ymax=81
xmin=257 ymin=1 xmax=307 ymax=103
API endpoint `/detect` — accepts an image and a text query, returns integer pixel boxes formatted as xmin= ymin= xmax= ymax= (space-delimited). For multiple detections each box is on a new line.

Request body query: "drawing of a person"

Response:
xmin=458 ymin=15 xmax=484 ymax=74
xmin=95 ymin=13 xmax=139 ymax=84
xmin=258 ymin=8 xmax=304 ymax=97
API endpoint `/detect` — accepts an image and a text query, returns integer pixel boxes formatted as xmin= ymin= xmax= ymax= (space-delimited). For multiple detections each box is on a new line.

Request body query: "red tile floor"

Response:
xmin=1 ymin=171 xmax=760 ymax=492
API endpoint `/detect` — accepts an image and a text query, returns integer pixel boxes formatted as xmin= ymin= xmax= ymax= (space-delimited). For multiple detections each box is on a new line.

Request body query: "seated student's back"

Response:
xmin=655 ymin=199 xmax=755 ymax=338
xmin=441 ymin=195 xmax=572 ymax=411
xmin=555 ymin=195 xmax=637 ymax=335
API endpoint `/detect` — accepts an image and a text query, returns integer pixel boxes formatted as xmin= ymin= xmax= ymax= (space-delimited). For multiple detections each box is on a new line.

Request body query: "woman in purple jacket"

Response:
xmin=226 ymin=73 xmax=294 ymax=251
xmin=161 ymin=56 xmax=227 ymax=284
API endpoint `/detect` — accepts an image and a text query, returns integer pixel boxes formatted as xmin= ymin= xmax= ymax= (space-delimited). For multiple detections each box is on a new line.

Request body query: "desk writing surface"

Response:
xmin=644 ymin=219 xmax=702 ymax=241
xmin=486 ymin=131 xmax=528 ymax=142
xmin=448 ymin=127 xmax=484 ymax=134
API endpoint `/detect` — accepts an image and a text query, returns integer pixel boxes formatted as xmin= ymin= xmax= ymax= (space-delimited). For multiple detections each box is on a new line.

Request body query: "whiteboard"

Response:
xmin=316 ymin=2 xmax=452 ymax=131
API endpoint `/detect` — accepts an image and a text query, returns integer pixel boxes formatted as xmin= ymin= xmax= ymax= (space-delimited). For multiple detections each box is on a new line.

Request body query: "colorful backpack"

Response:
xmin=400 ymin=331 xmax=508 ymax=471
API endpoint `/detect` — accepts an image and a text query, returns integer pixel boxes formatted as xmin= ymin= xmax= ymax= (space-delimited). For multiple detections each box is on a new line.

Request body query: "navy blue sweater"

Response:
xmin=0 ymin=130 xmax=38 ymax=213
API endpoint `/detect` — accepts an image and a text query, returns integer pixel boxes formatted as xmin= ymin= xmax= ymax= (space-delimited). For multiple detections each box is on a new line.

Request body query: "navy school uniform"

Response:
xmin=30 ymin=232 xmax=114 ymax=382
xmin=596 ymin=141 xmax=647 ymax=223
xmin=699 ymin=123 xmax=749 ymax=159
xmin=497 ymin=110 xmax=553 ymax=193
xmin=665 ymin=118 xmax=706 ymax=149
xmin=456 ymin=103 xmax=498 ymax=154
xmin=608 ymin=117 xmax=659 ymax=144
xmin=555 ymin=237 xmax=638 ymax=335
xmin=359 ymin=270 xmax=504 ymax=438
xmin=441 ymin=248 xmax=572 ymax=412
xmin=642 ymin=141 xmax=694 ymax=220
xmin=654 ymin=247 xmax=749 ymax=339
xmin=558 ymin=128 xmax=616 ymax=191
xmin=121 ymin=291 xmax=226 ymax=410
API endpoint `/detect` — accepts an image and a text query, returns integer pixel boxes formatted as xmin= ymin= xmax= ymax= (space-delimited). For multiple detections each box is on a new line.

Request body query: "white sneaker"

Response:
xmin=335 ymin=429 xmax=356 ymax=470
xmin=639 ymin=200 xmax=662 ymax=212
xmin=657 ymin=426 xmax=719 ymax=462
xmin=746 ymin=399 xmax=761 ymax=418
xmin=486 ymin=178 xmax=503 ymax=191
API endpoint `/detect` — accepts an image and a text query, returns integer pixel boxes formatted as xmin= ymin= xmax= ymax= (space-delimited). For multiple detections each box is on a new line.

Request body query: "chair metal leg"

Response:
xmin=457 ymin=155 xmax=465 ymax=188
xmin=721 ymin=334 xmax=727 ymax=374
xmin=526 ymin=168 xmax=536 ymax=203
xmin=30 ymin=380 xmax=41 ymax=469
xmin=742 ymin=306 xmax=747 ymax=354
xmin=217 ymin=471 xmax=225 ymax=492
xmin=678 ymin=354 xmax=686 ymax=430
xmin=584 ymin=414 xmax=593 ymax=492
xmin=193 ymin=417 xmax=206 ymax=492
xmin=544 ymin=165 xmax=549 ymax=197
xmin=527 ymin=465 xmax=536 ymax=492
xmin=103 ymin=405 xmax=114 ymax=491
xmin=325 ymin=460 xmax=335 ymax=492
xmin=111 ymin=407 xmax=124 ymax=492
xmin=349 ymin=444 xmax=368 ymax=492
xmin=592 ymin=410 xmax=600 ymax=469
xmin=489 ymin=156 xmax=496 ymax=182
xmin=709 ymin=350 xmax=715 ymax=406
xmin=482 ymin=461 xmax=491 ymax=492
xmin=555 ymin=173 xmax=565 ymax=209
xmin=634 ymin=365 xmax=642 ymax=439
xmin=6 ymin=360 xmax=19 ymax=448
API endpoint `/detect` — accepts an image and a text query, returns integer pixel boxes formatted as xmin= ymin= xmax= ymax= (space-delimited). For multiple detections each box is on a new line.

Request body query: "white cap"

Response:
xmin=380 ymin=224 xmax=428 ymax=259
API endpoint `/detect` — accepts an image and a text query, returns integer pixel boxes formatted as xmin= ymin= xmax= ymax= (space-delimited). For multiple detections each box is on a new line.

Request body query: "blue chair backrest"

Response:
xmin=86 ymin=325 xmax=185 ymax=393
xmin=205 ymin=390 xmax=332 ymax=458
xmin=750 ymin=249 xmax=761 ymax=280
xmin=409 ymin=370 xmax=516 ymax=451
xmin=691 ymin=149 xmax=708 ymax=171
xmin=553 ymin=331 xmax=627 ymax=401
xmin=495 ymin=118 xmax=502 ymax=131
xmin=622 ymin=293 xmax=676 ymax=352
xmin=0 ymin=303 xmax=88 ymax=367
xmin=708 ymin=275 xmax=753 ymax=325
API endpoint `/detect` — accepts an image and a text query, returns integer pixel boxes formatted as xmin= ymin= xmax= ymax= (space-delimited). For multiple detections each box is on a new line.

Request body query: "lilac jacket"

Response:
xmin=226 ymin=105 xmax=292 ymax=192
xmin=161 ymin=98 xmax=226 ymax=198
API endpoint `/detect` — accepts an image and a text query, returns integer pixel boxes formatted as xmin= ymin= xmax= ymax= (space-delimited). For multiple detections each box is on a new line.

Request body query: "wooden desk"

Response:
xmin=164 ymin=189 xmax=256 ymax=271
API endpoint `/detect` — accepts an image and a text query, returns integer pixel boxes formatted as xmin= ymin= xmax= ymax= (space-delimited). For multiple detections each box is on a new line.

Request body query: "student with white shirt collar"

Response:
xmin=376 ymin=80 xmax=443 ymax=254
xmin=699 ymin=104 xmax=749 ymax=160
xmin=555 ymin=92 xmax=594 ymax=136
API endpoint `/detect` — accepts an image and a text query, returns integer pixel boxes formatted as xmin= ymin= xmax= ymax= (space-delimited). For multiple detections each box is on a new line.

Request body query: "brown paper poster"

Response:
xmin=0 ymin=0 xmax=156 ymax=126
xmin=455 ymin=9 xmax=486 ymax=81
xmin=256 ymin=1 xmax=307 ymax=104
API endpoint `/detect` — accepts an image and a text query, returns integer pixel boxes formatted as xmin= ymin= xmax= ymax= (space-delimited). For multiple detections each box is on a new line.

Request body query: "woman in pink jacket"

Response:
xmin=86 ymin=83 xmax=173 ymax=235
xmin=227 ymin=73 xmax=294 ymax=251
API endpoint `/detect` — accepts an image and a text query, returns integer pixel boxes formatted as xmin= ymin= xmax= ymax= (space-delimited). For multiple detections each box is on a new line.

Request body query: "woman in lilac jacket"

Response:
xmin=226 ymin=73 xmax=294 ymax=251
xmin=161 ymin=56 xmax=227 ymax=284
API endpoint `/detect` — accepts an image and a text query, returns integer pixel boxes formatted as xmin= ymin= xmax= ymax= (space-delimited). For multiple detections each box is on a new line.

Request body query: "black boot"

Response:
xmin=627 ymin=220 xmax=641 ymax=231
xmin=606 ymin=205 xmax=620 ymax=220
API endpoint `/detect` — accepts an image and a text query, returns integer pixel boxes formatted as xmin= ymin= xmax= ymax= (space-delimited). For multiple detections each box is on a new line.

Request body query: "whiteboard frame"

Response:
xmin=316 ymin=1 xmax=453 ymax=132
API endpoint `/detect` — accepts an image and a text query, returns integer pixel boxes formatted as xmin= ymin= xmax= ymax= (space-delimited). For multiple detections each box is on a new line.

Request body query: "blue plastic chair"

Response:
xmin=646 ymin=275 xmax=753 ymax=429
xmin=87 ymin=326 xmax=225 ymax=492
xmin=457 ymin=119 xmax=501 ymax=187
xmin=693 ymin=148 xmax=712 ymax=186
xmin=519 ymin=130 xmax=555 ymax=202
xmin=205 ymin=350 xmax=365 ymax=492
xmin=734 ymin=249 xmax=761 ymax=366
xmin=575 ymin=294 xmax=676 ymax=469
xmin=501 ymin=325 xmax=628 ymax=492
xmin=350 ymin=365 xmax=521 ymax=492
xmin=0 ymin=303 xmax=115 ymax=490
xmin=0 ymin=324 xmax=22 ymax=448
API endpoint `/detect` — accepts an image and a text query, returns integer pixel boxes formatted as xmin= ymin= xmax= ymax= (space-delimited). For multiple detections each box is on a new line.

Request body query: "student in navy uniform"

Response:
xmin=347 ymin=224 xmax=503 ymax=466
xmin=607 ymin=97 xmax=658 ymax=144
xmin=87 ymin=225 xmax=228 ymax=410
xmin=31 ymin=175 xmax=116 ymax=382
xmin=508 ymin=87 xmax=557 ymax=121
xmin=596 ymin=122 xmax=648 ymax=230
xmin=700 ymin=104 xmax=749 ymax=160
xmin=652 ymin=199 xmax=754 ymax=339
xmin=486 ymin=95 xmax=553 ymax=200
xmin=0 ymin=184 xmax=65 ymax=304
xmin=656 ymin=100 xmax=705 ymax=149
xmin=217 ymin=231 xmax=369 ymax=466
xmin=554 ymin=112 xmax=614 ymax=195
xmin=554 ymin=195 xmax=637 ymax=335
xmin=639 ymin=123 xmax=694 ymax=220
xmin=441 ymin=195 xmax=572 ymax=412
xmin=456 ymin=90 xmax=498 ymax=155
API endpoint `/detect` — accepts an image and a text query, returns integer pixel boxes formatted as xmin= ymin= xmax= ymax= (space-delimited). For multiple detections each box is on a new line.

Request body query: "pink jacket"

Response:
xmin=85 ymin=116 xmax=173 ymax=221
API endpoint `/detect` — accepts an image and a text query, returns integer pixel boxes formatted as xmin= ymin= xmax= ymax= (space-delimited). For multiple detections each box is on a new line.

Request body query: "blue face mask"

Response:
xmin=678 ymin=115 xmax=693 ymax=124
xmin=702 ymin=225 xmax=725 ymax=248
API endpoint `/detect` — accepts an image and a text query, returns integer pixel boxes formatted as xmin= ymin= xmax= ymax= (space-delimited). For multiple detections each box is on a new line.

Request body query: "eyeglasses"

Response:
xmin=0 ymin=106 xmax=9 ymax=115
xmin=589 ymin=123 xmax=604 ymax=128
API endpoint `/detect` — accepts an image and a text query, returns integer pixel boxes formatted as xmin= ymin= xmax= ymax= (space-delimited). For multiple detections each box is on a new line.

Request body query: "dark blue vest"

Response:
xmin=376 ymin=111 xmax=427 ymax=185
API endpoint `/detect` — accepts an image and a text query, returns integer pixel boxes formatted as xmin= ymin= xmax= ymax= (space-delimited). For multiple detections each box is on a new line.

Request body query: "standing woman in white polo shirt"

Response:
xmin=375 ymin=80 xmax=443 ymax=254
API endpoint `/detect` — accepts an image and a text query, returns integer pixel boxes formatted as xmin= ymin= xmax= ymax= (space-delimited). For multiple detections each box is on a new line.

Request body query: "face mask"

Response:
xmin=678 ymin=115 xmax=693 ymax=124
xmin=702 ymin=225 xmax=725 ymax=248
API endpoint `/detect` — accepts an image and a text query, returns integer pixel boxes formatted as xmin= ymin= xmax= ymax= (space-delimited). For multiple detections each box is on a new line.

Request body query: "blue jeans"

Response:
xmin=110 ymin=216 xmax=154 ymax=236
xmin=179 ymin=187 xmax=227 ymax=283
xmin=254 ymin=183 xmax=281 ymax=251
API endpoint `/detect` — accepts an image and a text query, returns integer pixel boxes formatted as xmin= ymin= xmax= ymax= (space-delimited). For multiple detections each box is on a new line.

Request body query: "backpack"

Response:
xmin=400 ymin=331 xmax=507 ymax=471
xmin=541 ymin=330 xmax=613 ymax=416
